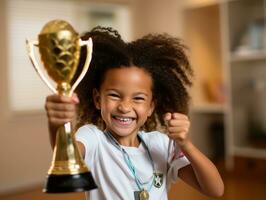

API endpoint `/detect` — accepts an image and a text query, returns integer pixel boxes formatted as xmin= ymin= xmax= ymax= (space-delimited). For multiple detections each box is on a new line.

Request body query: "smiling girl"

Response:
xmin=45 ymin=27 xmax=224 ymax=200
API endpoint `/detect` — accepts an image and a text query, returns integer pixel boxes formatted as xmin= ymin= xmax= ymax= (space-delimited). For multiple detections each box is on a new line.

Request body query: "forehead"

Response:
xmin=101 ymin=66 xmax=153 ymax=91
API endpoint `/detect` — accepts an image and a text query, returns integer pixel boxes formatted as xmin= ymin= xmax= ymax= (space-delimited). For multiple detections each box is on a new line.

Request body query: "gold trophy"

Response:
xmin=26 ymin=20 xmax=97 ymax=193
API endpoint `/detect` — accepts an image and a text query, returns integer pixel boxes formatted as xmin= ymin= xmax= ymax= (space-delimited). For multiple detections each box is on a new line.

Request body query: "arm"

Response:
xmin=45 ymin=93 xmax=80 ymax=149
xmin=164 ymin=113 xmax=224 ymax=197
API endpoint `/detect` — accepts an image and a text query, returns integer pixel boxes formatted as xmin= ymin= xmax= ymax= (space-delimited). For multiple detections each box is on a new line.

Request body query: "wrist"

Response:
xmin=179 ymin=140 xmax=194 ymax=153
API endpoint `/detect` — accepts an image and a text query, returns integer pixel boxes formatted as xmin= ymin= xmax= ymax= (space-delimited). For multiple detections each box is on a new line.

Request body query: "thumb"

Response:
xmin=164 ymin=112 xmax=172 ymax=124
xmin=71 ymin=93 xmax=80 ymax=104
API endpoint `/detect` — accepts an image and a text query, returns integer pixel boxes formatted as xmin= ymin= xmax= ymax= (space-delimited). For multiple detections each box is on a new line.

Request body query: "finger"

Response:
xmin=45 ymin=102 xmax=77 ymax=112
xmin=168 ymin=119 xmax=190 ymax=128
xmin=164 ymin=112 xmax=172 ymax=123
xmin=48 ymin=117 xmax=73 ymax=126
xmin=47 ymin=110 xmax=76 ymax=119
xmin=172 ymin=113 xmax=188 ymax=120
xmin=71 ymin=93 xmax=80 ymax=104
xmin=46 ymin=95 xmax=74 ymax=104
xmin=167 ymin=126 xmax=189 ymax=134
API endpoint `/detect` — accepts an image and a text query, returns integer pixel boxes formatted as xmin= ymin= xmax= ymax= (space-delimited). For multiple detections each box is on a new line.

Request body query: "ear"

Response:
xmin=93 ymin=88 xmax=101 ymax=110
xmin=148 ymin=100 xmax=155 ymax=117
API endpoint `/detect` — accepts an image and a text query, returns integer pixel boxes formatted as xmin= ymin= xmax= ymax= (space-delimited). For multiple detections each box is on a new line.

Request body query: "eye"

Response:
xmin=133 ymin=96 xmax=145 ymax=102
xmin=108 ymin=93 xmax=120 ymax=99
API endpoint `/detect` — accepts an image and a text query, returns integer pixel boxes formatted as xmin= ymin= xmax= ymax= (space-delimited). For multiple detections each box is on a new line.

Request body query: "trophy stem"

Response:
xmin=57 ymin=82 xmax=72 ymax=96
xmin=44 ymin=122 xmax=97 ymax=192
xmin=48 ymin=122 xmax=89 ymax=175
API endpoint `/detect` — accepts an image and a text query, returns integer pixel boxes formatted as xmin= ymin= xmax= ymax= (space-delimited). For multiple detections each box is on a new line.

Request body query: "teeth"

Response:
xmin=115 ymin=116 xmax=132 ymax=122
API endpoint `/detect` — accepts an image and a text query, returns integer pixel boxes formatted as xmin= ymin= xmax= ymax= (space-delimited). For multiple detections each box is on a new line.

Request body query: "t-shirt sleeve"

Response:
xmin=75 ymin=125 xmax=99 ymax=166
xmin=167 ymin=140 xmax=190 ymax=183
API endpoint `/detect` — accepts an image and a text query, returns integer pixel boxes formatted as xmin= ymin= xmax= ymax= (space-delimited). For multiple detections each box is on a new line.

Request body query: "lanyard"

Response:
xmin=105 ymin=131 xmax=155 ymax=192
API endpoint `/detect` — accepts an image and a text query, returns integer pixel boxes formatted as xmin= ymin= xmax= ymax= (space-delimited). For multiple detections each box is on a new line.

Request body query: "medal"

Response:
xmin=139 ymin=190 xmax=149 ymax=200
xmin=153 ymin=172 xmax=163 ymax=188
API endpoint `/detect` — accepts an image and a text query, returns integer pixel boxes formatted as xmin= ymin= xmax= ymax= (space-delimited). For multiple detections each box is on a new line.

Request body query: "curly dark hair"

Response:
xmin=75 ymin=26 xmax=193 ymax=131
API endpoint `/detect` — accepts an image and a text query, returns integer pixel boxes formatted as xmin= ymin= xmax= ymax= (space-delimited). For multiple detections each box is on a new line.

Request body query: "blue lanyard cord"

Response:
xmin=106 ymin=131 xmax=155 ymax=192
xmin=122 ymin=148 xmax=154 ymax=192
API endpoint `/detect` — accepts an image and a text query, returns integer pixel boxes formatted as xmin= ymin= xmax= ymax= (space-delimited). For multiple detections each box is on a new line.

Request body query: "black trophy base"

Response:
xmin=43 ymin=172 xmax=97 ymax=193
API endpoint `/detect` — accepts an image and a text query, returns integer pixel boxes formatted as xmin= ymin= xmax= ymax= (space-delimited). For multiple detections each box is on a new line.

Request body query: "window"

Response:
xmin=6 ymin=0 xmax=131 ymax=112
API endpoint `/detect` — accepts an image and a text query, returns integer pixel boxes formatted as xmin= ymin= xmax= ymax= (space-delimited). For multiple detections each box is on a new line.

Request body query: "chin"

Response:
xmin=109 ymin=127 xmax=137 ymax=137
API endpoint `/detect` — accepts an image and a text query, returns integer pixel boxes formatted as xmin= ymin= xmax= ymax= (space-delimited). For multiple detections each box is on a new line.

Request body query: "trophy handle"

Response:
xmin=26 ymin=39 xmax=57 ymax=94
xmin=69 ymin=38 xmax=93 ymax=96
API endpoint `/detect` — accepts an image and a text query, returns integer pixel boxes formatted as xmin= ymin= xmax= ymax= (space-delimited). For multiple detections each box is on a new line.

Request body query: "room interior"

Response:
xmin=0 ymin=0 xmax=265 ymax=199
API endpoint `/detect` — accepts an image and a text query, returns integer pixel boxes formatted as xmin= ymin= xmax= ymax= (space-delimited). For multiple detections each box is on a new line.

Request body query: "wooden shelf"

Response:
xmin=230 ymin=51 xmax=266 ymax=62
xmin=191 ymin=103 xmax=225 ymax=114
xmin=234 ymin=146 xmax=266 ymax=159
xmin=183 ymin=0 xmax=266 ymax=170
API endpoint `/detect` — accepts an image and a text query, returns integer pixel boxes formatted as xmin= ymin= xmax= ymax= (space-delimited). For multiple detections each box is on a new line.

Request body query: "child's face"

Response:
xmin=93 ymin=66 xmax=154 ymax=140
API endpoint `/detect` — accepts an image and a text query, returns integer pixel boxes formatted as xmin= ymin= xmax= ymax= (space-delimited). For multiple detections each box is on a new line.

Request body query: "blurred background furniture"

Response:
xmin=182 ymin=0 xmax=266 ymax=173
xmin=0 ymin=0 xmax=265 ymax=199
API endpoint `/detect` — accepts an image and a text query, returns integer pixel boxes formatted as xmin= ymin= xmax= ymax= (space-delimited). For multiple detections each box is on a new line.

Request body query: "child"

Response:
xmin=45 ymin=26 xmax=224 ymax=199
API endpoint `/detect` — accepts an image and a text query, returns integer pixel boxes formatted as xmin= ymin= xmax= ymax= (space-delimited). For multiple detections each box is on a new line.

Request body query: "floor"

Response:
xmin=0 ymin=171 xmax=265 ymax=200
xmin=1 ymin=158 xmax=266 ymax=200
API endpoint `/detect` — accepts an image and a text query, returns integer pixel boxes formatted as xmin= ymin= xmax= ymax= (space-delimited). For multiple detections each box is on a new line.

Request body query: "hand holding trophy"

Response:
xmin=26 ymin=20 xmax=97 ymax=193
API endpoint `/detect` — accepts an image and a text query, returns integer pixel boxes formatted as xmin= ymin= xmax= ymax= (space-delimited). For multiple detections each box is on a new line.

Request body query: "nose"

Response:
xmin=117 ymin=99 xmax=132 ymax=113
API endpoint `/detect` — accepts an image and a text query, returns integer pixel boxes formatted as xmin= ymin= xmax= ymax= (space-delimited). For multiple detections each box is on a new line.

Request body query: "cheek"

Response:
xmin=100 ymin=105 xmax=111 ymax=124
xmin=101 ymin=99 xmax=115 ymax=114
xmin=137 ymin=105 xmax=152 ymax=117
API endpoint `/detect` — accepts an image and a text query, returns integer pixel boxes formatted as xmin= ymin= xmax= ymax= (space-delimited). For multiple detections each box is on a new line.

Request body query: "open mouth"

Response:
xmin=112 ymin=115 xmax=136 ymax=125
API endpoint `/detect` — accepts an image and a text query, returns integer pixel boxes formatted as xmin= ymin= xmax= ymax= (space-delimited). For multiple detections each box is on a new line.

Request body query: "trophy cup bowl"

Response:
xmin=26 ymin=20 xmax=97 ymax=193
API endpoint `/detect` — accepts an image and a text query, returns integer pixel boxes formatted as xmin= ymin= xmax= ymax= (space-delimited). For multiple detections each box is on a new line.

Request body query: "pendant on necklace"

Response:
xmin=139 ymin=190 xmax=149 ymax=200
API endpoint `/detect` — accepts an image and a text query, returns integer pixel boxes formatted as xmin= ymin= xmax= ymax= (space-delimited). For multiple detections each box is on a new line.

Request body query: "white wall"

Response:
xmin=0 ymin=0 xmax=184 ymax=194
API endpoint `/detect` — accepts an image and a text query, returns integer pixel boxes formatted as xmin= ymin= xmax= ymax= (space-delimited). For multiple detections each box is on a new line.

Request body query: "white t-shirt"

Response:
xmin=75 ymin=124 xmax=190 ymax=200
